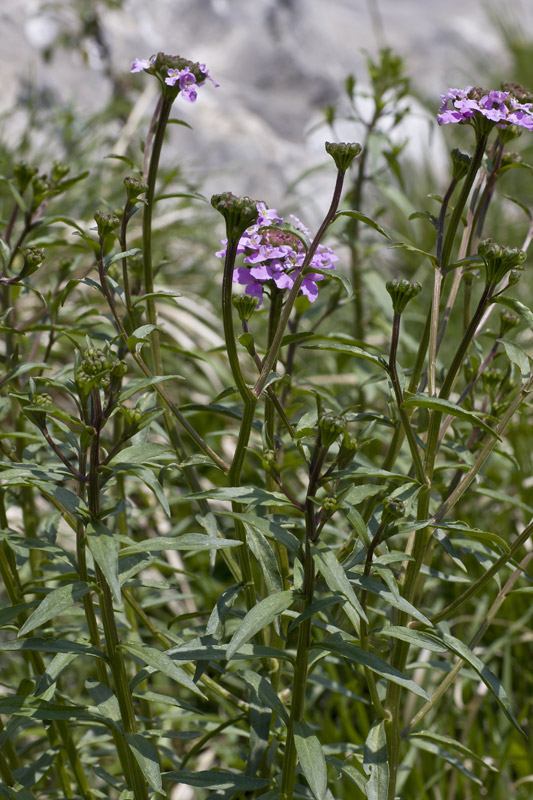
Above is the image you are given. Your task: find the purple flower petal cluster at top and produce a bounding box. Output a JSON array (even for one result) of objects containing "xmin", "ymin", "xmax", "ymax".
[
  {"xmin": 216, "ymin": 203, "xmax": 338, "ymax": 307},
  {"xmin": 131, "ymin": 56, "xmax": 219, "ymax": 103},
  {"xmin": 437, "ymin": 86, "xmax": 533, "ymax": 130}
]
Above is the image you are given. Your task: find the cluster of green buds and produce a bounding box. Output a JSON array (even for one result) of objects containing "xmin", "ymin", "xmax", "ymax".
[
  {"xmin": 13, "ymin": 162, "xmax": 38, "ymax": 194},
  {"xmin": 386, "ymin": 279, "xmax": 422, "ymax": 314},
  {"xmin": 124, "ymin": 176, "xmax": 148, "ymax": 203},
  {"xmin": 450, "ymin": 148, "xmax": 471, "ymax": 181},
  {"xmin": 232, "ymin": 293, "xmax": 258, "ymax": 322},
  {"xmin": 118, "ymin": 405, "xmax": 144, "ymax": 437},
  {"xmin": 25, "ymin": 161, "xmax": 71, "ymax": 211},
  {"xmin": 211, "ymin": 192, "xmax": 259, "ymax": 242},
  {"xmin": 94, "ymin": 211, "xmax": 121, "ymax": 241},
  {"xmin": 499, "ymin": 309, "xmax": 521, "ymax": 337},
  {"xmin": 325, "ymin": 141, "xmax": 362, "ymax": 172},
  {"xmin": 336, "ymin": 431, "xmax": 358, "ymax": 469},
  {"xmin": 20, "ymin": 246, "xmax": 45, "ymax": 279},
  {"xmin": 25, "ymin": 392, "xmax": 53, "ymax": 430},
  {"xmin": 261, "ymin": 448, "xmax": 279, "ymax": 477},
  {"xmin": 477, "ymin": 239, "xmax": 527, "ymax": 288},
  {"xmin": 75, "ymin": 347, "xmax": 127, "ymax": 397},
  {"xmin": 380, "ymin": 496, "xmax": 405, "ymax": 528},
  {"xmin": 318, "ymin": 411, "xmax": 346, "ymax": 449}
]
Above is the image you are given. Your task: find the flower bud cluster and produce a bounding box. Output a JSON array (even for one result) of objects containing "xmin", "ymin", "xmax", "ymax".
[
  {"xmin": 94, "ymin": 211, "xmax": 120, "ymax": 240},
  {"xmin": 450, "ymin": 148, "xmax": 471, "ymax": 181},
  {"xmin": 75, "ymin": 348, "xmax": 126, "ymax": 395},
  {"xmin": 211, "ymin": 193, "xmax": 259, "ymax": 242},
  {"xmin": 386, "ymin": 279, "xmax": 421, "ymax": 314},
  {"xmin": 124, "ymin": 176, "xmax": 148, "ymax": 202},
  {"xmin": 318, "ymin": 412, "xmax": 346, "ymax": 449},
  {"xmin": 325, "ymin": 141, "xmax": 362, "ymax": 172},
  {"xmin": 381, "ymin": 496, "xmax": 405, "ymax": 527},
  {"xmin": 499, "ymin": 309, "xmax": 521, "ymax": 337},
  {"xmin": 477, "ymin": 239, "xmax": 527, "ymax": 287}
]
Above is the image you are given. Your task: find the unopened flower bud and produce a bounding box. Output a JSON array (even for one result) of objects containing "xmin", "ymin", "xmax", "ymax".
[
  {"xmin": 325, "ymin": 141, "xmax": 362, "ymax": 172},
  {"xmin": 507, "ymin": 269, "xmax": 522, "ymax": 287},
  {"xmin": 386, "ymin": 279, "xmax": 422, "ymax": 314},
  {"xmin": 322, "ymin": 496, "xmax": 339, "ymax": 512},
  {"xmin": 318, "ymin": 412, "xmax": 346, "ymax": 448},
  {"xmin": 211, "ymin": 192, "xmax": 259, "ymax": 242},
  {"xmin": 336, "ymin": 432, "xmax": 358, "ymax": 468},
  {"xmin": 499, "ymin": 309, "xmax": 521, "ymax": 336},
  {"xmin": 51, "ymin": 162, "xmax": 70, "ymax": 183},
  {"xmin": 124, "ymin": 176, "xmax": 148, "ymax": 202},
  {"xmin": 381, "ymin": 496, "xmax": 405, "ymax": 527},
  {"xmin": 450, "ymin": 148, "xmax": 471, "ymax": 181},
  {"xmin": 23, "ymin": 246, "xmax": 45, "ymax": 271},
  {"xmin": 233, "ymin": 293, "xmax": 258, "ymax": 320},
  {"xmin": 94, "ymin": 211, "xmax": 120, "ymax": 240},
  {"xmin": 478, "ymin": 239, "xmax": 526, "ymax": 287},
  {"xmin": 13, "ymin": 162, "xmax": 37, "ymax": 193}
]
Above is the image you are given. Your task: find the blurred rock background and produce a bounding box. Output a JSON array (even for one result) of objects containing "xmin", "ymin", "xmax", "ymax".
[{"xmin": 3, "ymin": 0, "xmax": 533, "ymax": 215}]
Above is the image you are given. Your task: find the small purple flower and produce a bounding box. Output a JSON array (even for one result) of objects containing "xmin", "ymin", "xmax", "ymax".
[
  {"xmin": 217, "ymin": 202, "xmax": 338, "ymax": 307},
  {"xmin": 437, "ymin": 85, "xmax": 533, "ymax": 131},
  {"xmin": 131, "ymin": 57, "xmax": 154, "ymax": 73},
  {"xmin": 131, "ymin": 54, "xmax": 218, "ymax": 103}
]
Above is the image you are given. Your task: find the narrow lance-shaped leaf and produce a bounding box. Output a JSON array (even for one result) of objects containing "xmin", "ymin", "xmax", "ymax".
[
  {"xmin": 364, "ymin": 720, "xmax": 389, "ymax": 800},
  {"xmin": 87, "ymin": 522, "xmax": 121, "ymax": 603},
  {"xmin": 127, "ymin": 732, "xmax": 163, "ymax": 793},
  {"xmin": 294, "ymin": 721, "xmax": 328, "ymax": 800},
  {"xmin": 18, "ymin": 582, "xmax": 92, "ymax": 637},
  {"xmin": 226, "ymin": 591, "xmax": 294, "ymax": 660},
  {"xmin": 121, "ymin": 641, "xmax": 206, "ymax": 699},
  {"xmin": 402, "ymin": 394, "xmax": 500, "ymax": 439}
]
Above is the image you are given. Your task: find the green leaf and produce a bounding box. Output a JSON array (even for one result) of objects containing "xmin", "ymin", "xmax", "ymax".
[
  {"xmin": 87, "ymin": 522, "xmax": 121, "ymax": 603},
  {"xmin": 246, "ymin": 525, "xmax": 283, "ymax": 595},
  {"xmin": 500, "ymin": 338, "xmax": 531, "ymax": 378},
  {"xmin": 226, "ymin": 591, "xmax": 294, "ymax": 660},
  {"xmin": 217, "ymin": 510, "xmax": 300, "ymax": 553},
  {"xmin": 162, "ymin": 770, "xmax": 269, "ymax": 790},
  {"xmin": 401, "ymin": 394, "xmax": 499, "ymax": 439},
  {"xmin": 120, "ymin": 534, "xmax": 242, "ymax": 555},
  {"xmin": 425, "ymin": 630, "xmax": 524, "ymax": 733},
  {"xmin": 127, "ymin": 324, "xmax": 160, "ymax": 351},
  {"xmin": 18, "ymin": 582, "xmax": 91, "ymax": 636},
  {"xmin": 184, "ymin": 486, "xmax": 288, "ymax": 507},
  {"xmin": 335, "ymin": 209, "xmax": 390, "ymax": 239},
  {"xmin": 373, "ymin": 626, "xmax": 446, "ymax": 652},
  {"xmin": 238, "ymin": 669, "xmax": 289, "ymax": 723},
  {"xmin": 119, "ymin": 374, "xmax": 184, "ymax": 401},
  {"xmin": 107, "ymin": 442, "xmax": 172, "ymax": 466},
  {"xmin": 86, "ymin": 680, "xmax": 121, "ymax": 723},
  {"xmin": 0, "ymin": 695, "xmax": 103, "ymax": 723},
  {"xmin": 0, "ymin": 638, "xmax": 103, "ymax": 658},
  {"xmin": 409, "ymin": 731, "xmax": 498, "ymax": 771},
  {"xmin": 388, "ymin": 240, "xmax": 438, "ymax": 266},
  {"xmin": 312, "ymin": 543, "xmax": 367, "ymax": 624},
  {"xmin": 491, "ymin": 296, "xmax": 533, "ymax": 330},
  {"xmin": 348, "ymin": 574, "xmax": 431, "ymax": 626},
  {"xmin": 364, "ymin": 720, "xmax": 389, "ymax": 800},
  {"xmin": 302, "ymin": 342, "xmax": 388, "ymax": 370},
  {"xmin": 104, "ymin": 248, "xmax": 141, "ymax": 268},
  {"xmin": 408, "ymin": 735, "xmax": 482, "ymax": 784},
  {"xmin": 294, "ymin": 721, "xmax": 328, "ymax": 800},
  {"xmin": 127, "ymin": 733, "xmax": 162, "ymax": 793},
  {"xmin": 317, "ymin": 638, "xmax": 430, "ymax": 700},
  {"xmin": 121, "ymin": 641, "xmax": 206, "ymax": 698},
  {"xmin": 326, "ymin": 756, "xmax": 366, "ymax": 793}
]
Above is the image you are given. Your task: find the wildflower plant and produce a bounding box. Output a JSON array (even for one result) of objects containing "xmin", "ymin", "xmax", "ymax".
[{"xmin": 0, "ymin": 40, "xmax": 532, "ymax": 800}]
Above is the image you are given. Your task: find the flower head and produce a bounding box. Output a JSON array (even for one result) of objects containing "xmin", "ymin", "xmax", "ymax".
[
  {"xmin": 437, "ymin": 85, "xmax": 533, "ymax": 132},
  {"xmin": 130, "ymin": 53, "xmax": 218, "ymax": 102},
  {"xmin": 215, "ymin": 203, "xmax": 338, "ymax": 307}
]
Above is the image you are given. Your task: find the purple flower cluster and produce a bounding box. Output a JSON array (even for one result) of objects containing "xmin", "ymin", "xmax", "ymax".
[
  {"xmin": 131, "ymin": 56, "xmax": 219, "ymax": 102},
  {"xmin": 437, "ymin": 86, "xmax": 533, "ymax": 130},
  {"xmin": 216, "ymin": 203, "xmax": 338, "ymax": 307}
]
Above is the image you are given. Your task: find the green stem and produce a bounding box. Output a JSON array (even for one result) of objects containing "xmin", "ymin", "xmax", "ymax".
[{"xmin": 142, "ymin": 95, "xmax": 173, "ymax": 376}]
